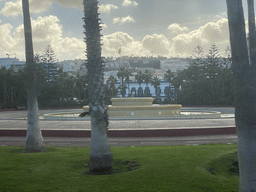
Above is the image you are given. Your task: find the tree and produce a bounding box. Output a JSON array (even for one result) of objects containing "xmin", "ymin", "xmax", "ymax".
[
  {"xmin": 35, "ymin": 47, "xmax": 59, "ymax": 107},
  {"xmin": 151, "ymin": 76, "xmax": 161, "ymax": 99},
  {"xmin": 107, "ymin": 75, "xmax": 118, "ymax": 98},
  {"xmin": 117, "ymin": 67, "xmax": 127, "ymax": 97},
  {"xmin": 41, "ymin": 45, "xmax": 58, "ymax": 82},
  {"xmin": 83, "ymin": 0, "xmax": 113, "ymax": 172},
  {"xmin": 22, "ymin": 0, "xmax": 44, "ymax": 152},
  {"xmin": 204, "ymin": 43, "xmax": 222, "ymax": 103},
  {"xmin": 190, "ymin": 45, "xmax": 204, "ymax": 69},
  {"xmin": 143, "ymin": 69, "xmax": 153, "ymax": 87},
  {"xmin": 226, "ymin": 0, "xmax": 256, "ymax": 191},
  {"xmin": 124, "ymin": 68, "xmax": 132, "ymax": 96},
  {"xmin": 247, "ymin": 0, "xmax": 256, "ymax": 68},
  {"xmin": 164, "ymin": 69, "xmax": 174, "ymax": 100},
  {"xmin": 135, "ymin": 70, "xmax": 144, "ymax": 87}
]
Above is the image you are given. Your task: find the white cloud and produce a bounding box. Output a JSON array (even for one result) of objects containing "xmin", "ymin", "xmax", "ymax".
[
  {"xmin": 142, "ymin": 34, "xmax": 170, "ymax": 56},
  {"xmin": 122, "ymin": 0, "xmax": 138, "ymax": 7},
  {"xmin": 0, "ymin": 0, "xmax": 22, "ymax": 16},
  {"xmin": 54, "ymin": 0, "xmax": 82, "ymax": 10},
  {"xmin": 214, "ymin": 12, "xmax": 227, "ymax": 21},
  {"xmin": 0, "ymin": 15, "xmax": 86, "ymax": 60},
  {"xmin": 0, "ymin": 23, "xmax": 18, "ymax": 55},
  {"xmin": 0, "ymin": 0, "xmax": 54, "ymax": 16},
  {"xmin": 1, "ymin": 0, "xmax": 113, "ymax": 16},
  {"xmin": 171, "ymin": 18, "xmax": 229, "ymax": 57},
  {"xmin": 167, "ymin": 23, "xmax": 189, "ymax": 34},
  {"xmin": 113, "ymin": 16, "xmax": 135, "ymax": 24},
  {"xmin": 102, "ymin": 31, "xmax": 149, "ymax": 57},
  {"xmin": 98, "ymin": 4, "xmax": 118, "ymax": 13},
  {"xmin": 100, "ymin": 23, "xmax": 107, "ymax": 29}
]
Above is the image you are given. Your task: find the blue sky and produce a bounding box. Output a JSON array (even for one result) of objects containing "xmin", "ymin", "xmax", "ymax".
[{"xmin": 0, "ymin": 0, "xmax": 253, "ymax": 61}]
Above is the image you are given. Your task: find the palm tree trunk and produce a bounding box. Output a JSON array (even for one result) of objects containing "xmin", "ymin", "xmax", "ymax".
[
  {"xmin": 83, "ymin": 0, "xmax": 112, "ymax": 171},
  {"xmin": 227, "ymin": 0, "xmax": 256, "ymax": 191},
  {"xmin": 22, "ymin": 0, "xmax": 44, "ymax": 152},
  {"xmin": 248, "ymin": 0, "xmax": 256, "ymax": 68}
]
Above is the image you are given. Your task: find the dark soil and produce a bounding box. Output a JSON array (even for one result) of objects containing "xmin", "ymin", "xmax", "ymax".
[
  {"xmin": 208, "ymin": 151, "xmax": 239, "ymax": 176},
  {"xmin": 85, "ymin": 160, "xmax": 140, "ymax": 175}
]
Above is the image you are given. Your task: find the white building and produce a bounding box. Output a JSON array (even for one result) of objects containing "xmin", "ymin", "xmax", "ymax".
[
  {"xmin": 113, "ymin": 80, "xmax": 175, "ymax": 101},
  {"xmin": 59, "ymin": 60, "xmax": 82, "ymax": 72},
  {"xmin": 0, "ymin": 57, "xmax": 25, "ymax": 71},
  {"xmin": 105, "ymin": 60, "xmax": 130, "ymax": 69},
  {"xmin": 160, "ymin": 58, "xmax": 189, "ymax": 72}
]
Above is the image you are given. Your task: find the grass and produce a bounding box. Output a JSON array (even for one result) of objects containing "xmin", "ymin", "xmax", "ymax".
[{"xmin": 0, "ymin": 144, "xmax": 239, "ymax": 192}]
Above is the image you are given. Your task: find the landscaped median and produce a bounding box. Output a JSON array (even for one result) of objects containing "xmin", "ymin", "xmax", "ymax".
[{"xmin": 0, "ymin": 144, "xmax": 238, "ymax": 192}]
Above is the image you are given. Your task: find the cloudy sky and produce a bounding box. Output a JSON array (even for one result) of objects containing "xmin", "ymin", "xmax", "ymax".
[{"xmin": 0, "ymin": 0, "xmax": 253, "ymax": 61}]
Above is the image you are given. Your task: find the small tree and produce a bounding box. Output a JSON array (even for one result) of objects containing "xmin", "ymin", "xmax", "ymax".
[{"xmin": 41, "ymin": 45, "xmax": 58, "ymax": 82}]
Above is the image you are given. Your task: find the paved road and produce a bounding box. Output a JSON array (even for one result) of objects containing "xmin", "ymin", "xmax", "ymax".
[{"xmin": 0, "ymin": 135, "xmax": 238, "ymax": 147}]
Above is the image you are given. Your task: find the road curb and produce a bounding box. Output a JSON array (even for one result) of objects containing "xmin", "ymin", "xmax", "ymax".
[{"xmin": 0, "ymin": 127, "xmax": 236, "ymax": 138}]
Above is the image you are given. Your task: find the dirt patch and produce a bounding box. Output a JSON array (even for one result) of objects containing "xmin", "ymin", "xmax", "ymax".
[{"xmin": 85, "ymin": 160, "xmax": 140, "ymax": 175}]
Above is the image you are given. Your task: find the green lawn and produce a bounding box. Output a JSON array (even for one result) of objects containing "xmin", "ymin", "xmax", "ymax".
[{"xmin": 0, "ymin": 144, "xmax": 238, "ymax": 192}]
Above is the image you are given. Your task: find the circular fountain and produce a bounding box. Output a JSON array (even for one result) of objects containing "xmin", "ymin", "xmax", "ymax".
[
  {"xmin": 43, "ymin": 97, "xmax": 221, "ymax": 120},
  {"xmin": 83, "ymin": 97, "xmax": 182, "ymax": 117}
]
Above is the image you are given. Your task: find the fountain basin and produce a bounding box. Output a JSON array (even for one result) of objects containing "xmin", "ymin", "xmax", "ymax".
[
  {"xmin": 83, "ymin": 104, "xmax": 181, "ymax": 117},
  {"xmin": 83, "ymin": 97, "xmax": 182, "ymax": 117},
  {"xmin": 43, "ymin": 111, "xmax": 221, "ymax": 120},
  {"xmin": 111, "ymin": 97, "xmax": 154, "ymax": 106},
  {"xmin": 43, "ymin": 97, "xmax": 221, "ymax": 120}
]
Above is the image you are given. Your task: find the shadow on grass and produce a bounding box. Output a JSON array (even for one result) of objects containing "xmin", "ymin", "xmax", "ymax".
[
  {"xmin": 84, "ymin": 159, "xmax": 140, "ymax": 175},
  {"xmin": 206, "ymin": 151, "xmax": 239, "ymax": 177},
  {"xmin": 9, "ymin": 146, "xmax": 26, "ymax": 153},
  {"xmin": 9, "ymin": 146, "xmax": 59, "ymax": 154}
]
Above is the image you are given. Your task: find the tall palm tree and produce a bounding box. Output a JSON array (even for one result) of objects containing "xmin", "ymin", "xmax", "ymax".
[
  {"xmin": 151, "ymin": 76, "xmax": 161, "ymax": 99},
  {"xmin": 135, "ymin": 70, "xmax": 144, "ymax": 87},
  {"xmin": 107, "ymin": 75, "xmax": 118, "ymax": 98},
  {"xmin": 248, "ymin": 0, "xmax": 256, "ymax": 68},
  {"xmin": 117, "ymin": 67, "xmax": 127, "ymax": 97},
  {"xmin": 143, "ymin": 69, "xmax": 153, "ymax": 87},
  {"xmin": 164, "ymin": 69, "xmax": 174, "ymax": 100},
  {"xmin": 124, "ymin": 68, "xmax": 132, "ymax": 96},
  {"xmin": 227, "ymin": 0, "xmax": 256, "ymax": 190},
  {"xmin": 22, "ymin": 0, "xmax": 44, "ymax": 152},
  {"xmin": 83, "ymin": 0, "xmax": 113, "ymax": 171}
]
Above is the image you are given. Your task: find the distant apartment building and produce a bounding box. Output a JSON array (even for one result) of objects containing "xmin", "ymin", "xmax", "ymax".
[
  {"xmin": 59, "ymin": 59, "xmax": 85, "ymax": 72},
  {"xmin": 0, "ymin": 57, "xmax": 25, "ymax": 71},
  {"xmin": 113, "ymin": 80, "xmax": 175, "ymax": 101},
  {"xmin": 128, "ymin": 59, "xmax": 161, "ymax": 69},
  {"xmin": 160, "ymin": 58, "xmax": 189, "ymax": 72},
  {"xmin": 104, "ymin": 60, "xmax": 130, "ymax": 70}
]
